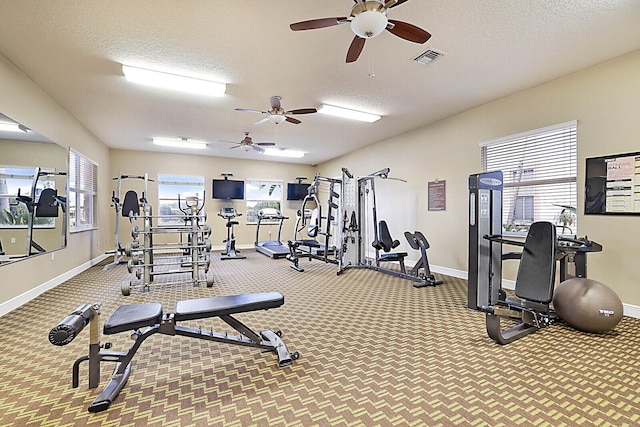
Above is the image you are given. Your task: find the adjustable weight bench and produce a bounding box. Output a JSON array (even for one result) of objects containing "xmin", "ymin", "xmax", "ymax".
[{"xmin": 49, "ymin": 292, "xmax": 299, "ymax": 413}]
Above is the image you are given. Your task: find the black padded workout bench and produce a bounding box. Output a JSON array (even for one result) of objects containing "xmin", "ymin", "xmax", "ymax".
[{"xmin": 49, "ymin": 292, "xmax": 299, "ymax": 413}]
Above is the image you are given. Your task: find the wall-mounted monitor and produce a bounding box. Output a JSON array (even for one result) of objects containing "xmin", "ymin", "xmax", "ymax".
[
  {"xmin": 585, "ymin": 151, "xmax": 640, "ymax": 215},
  {"xmin": 286, "ymin": 182, "xmax": 310, "ymax": 201},
  {"xmin": 212, "ymin": 179, "xmax": 245, "ymax": 200}
]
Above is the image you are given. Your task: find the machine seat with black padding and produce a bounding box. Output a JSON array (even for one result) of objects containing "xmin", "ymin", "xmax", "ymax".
[
  {"xmin": 50, "ymin": 292, "xmax": 298, "ymax": 413},
  {"xmin": 507, "ymin": 221, "xmax": 557, "ymax": 307},
  {"xmin": 373, "ymin": 220, "xmax": 407, "ymax": 273},
  {"xmin": 484, "ymin": 221, "xmax": 558, "ymax": 345},
  {"xmin": 404, "ymin": 230, "xmax": 443, "ymax": 288}
]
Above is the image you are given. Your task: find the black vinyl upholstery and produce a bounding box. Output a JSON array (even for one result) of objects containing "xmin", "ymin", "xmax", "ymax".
[
  {"xmin": 103, "ymin": 303, "xmax": 163, "ymax": 335},
  {"xmin": 121, "ymin": 190, "xmax": 140, "ymax": 217},
  {"xmin": 514, "ymin": 221, "xmax": 557, "ymax": 304},
  {"xmin": 175, "ymin": 292, "xmax": 284, "ymax": 322},
  {"xmin": 35, "ymin": 188, "xmax": 59, "ymax": 218}
]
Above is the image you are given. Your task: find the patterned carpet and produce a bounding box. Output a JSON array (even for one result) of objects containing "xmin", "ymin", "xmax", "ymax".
[{"xmin": 0, "ymin": 249, "xmax": 639, "ymax": 426}]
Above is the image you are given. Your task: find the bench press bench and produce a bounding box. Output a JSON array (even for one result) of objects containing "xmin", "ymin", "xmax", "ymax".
[{"xmin": 49, "ymin": 292, "xmax": 299, "ymax": 413}]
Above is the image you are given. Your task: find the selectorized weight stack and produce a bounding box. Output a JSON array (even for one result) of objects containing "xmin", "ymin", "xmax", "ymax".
[{"xmin": 467, "ymin": 171, "xmax": 503, "ymax": 310}]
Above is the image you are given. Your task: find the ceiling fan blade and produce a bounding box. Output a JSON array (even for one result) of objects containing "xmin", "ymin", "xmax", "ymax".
[
  {"xmin": 229, "ymin": 145, "xmax": 240, "ymax": 149},
  {"xmin": 257, "ymin": 142, "xmax": 276, "ymax": 146},
  {"xmin": 386, "ymin": 20, "xmax": 431, "ymax": 44},
  {"xmin": 252, "ymin": 145, "xmax": 265, "ymax": 153},
  {"xmin": 235, "ymin": 108, "xmax": 267, "ymax": 114},
  {"xmin": 290, "ymin": 17, "xmax": 348, "ymax": 31},
  {"xmin": 254, "ymin": 117, "xmax": 270, "ymax": 125},
  {"xmin": 270, "ymin": 96, "xmax": 281, "ymax": 110},
  {"xmin": 388, "ymin": 0, "xmax": 410, "ymax": 8},
  {"xmin": 285, "ymin": 116, "xmax": 302, "ymax": 124},
  {"xmin": 346, "ymin": 35, "xmax": 366, "ymax": 63},
  {"xmin": 286, "ymin": 108, "xmax": 317, "ymax": 115}
]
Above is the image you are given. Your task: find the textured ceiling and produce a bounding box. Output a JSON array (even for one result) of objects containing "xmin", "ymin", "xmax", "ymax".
[{"xmin": 1, "ymin": 1, "xmax": 639, "ymax": 164}]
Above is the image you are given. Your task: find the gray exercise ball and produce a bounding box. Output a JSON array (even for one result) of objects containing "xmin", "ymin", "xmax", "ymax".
[{"xmin": 553, "ymin": 278, "xmax": 623, "ymax": 333}]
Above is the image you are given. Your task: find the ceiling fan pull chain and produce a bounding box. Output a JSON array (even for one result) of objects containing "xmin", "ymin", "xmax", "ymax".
[{"xmin": 368, "ymin": 48, "xmax": 376, "ymax": 78}]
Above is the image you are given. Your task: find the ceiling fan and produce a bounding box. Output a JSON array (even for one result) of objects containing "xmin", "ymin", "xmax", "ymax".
[
  {"xmin": 290, "ymin": 0, "xmax": 431, "ymax": 63},
  {"xmin": 220, "ymin": 132, "xmax": 275, "ymax": 152},
  {"xmin": 235, "ymin": 96, "xmax": 317, "ymax": 125}
]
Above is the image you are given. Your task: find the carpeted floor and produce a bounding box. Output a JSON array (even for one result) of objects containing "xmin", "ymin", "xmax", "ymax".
[{"xmin": 0, "ymin": 250, "xmax": 639, "ymax": 426}]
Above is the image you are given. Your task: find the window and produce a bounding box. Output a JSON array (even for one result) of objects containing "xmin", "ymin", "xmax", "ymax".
[
  {"xmin": 69, "ymin": 150, "xmax": 98, "ymax": 232},
  {"xmin": 157, "ymin": 174, "xmax": 205, "ymax": 225},
  {"xmin": 481, "ymin": 121, "xmax": 577, "ymax": 235},
  {"xmin": 0, "ymin": 166, "xmax": 56, "ymax": 228},
  {"xmin": 245, "ymin": 179, "xmax": 283, "ymax": 224}
]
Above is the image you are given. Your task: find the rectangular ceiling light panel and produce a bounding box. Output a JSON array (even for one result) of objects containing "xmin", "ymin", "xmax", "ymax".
[
  {"xmin": 0, "ymin": 122, "xmax": 27, "ymax": 132},
  {"xmin": 122, "ymin": 65, "xmax": 226, "ymax": 96},
  {"xmin": 317, "ymin": 104, "xmax": 381, "ymax": 123},
  {"xmin": 152, "ymin": 138, "xmax": 207, "ymax": 150},
  {"xmin": 263, "ymin": 148, "xmax": 305, "ymax": 158}
]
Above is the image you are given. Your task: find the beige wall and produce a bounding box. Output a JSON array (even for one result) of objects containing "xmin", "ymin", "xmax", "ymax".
[
  {"xmin": 107, "ymin": 149, "xmax": 316, "ymax": 251},
  {"xmin": 319, "ymin": 48, "xmax": 640, "ymax": 307},
  {"xmin": 0, "ymin": 52, "xmax": 111, "ymax": 305},
  {"xmin": 2, "ymin": 45, "xmax": 639, "ymax": 311}
]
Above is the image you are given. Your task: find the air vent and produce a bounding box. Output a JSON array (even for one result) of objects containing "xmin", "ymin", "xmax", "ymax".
[{"xmin": 413, "ymin": 48, "xmax": 446, "ymax": 65}]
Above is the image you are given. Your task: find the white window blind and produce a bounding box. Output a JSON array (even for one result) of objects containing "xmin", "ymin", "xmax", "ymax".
[
  {"xmin": 481, "ymin": 121, "xmax": 578, "ymax": 235},
  {"xmin": 69, "ymin": 150, "xmax": 98, "ymax": 231}
]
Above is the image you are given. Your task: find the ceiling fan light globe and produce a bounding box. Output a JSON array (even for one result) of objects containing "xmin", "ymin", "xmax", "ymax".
[
  {"xmin": 242, "ymin": 145, "xmax": 251, "ymax": 152},
  {"xmin": 351, "ymin": 10, "xmax": 388, "ymax": 38},
  {"xmin": 269, "ymin": 114, "xmax": 286, "ymax": 125}
]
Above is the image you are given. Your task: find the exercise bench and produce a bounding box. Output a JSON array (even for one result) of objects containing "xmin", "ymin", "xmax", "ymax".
[{"xmin": 49, "ymin": 292, "xmax": 299, "ymax": 413}]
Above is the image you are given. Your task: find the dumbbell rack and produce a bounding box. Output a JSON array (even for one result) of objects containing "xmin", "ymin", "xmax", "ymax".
[{"xmin": 122, "ymin": 198, "xmax": 213, "ymax": 296}]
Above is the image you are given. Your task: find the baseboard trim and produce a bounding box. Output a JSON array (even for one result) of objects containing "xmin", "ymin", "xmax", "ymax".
[
  {"xmin": 623, "ymin": 304, "xmax": 640, "ymax": 318},
  {"xmin": 0, "ymin": 253, "xmax": 109, "ymax": 318},
  {"xmin": 3, "ymin": 255, "xmax": 638, "ymax": 319}
]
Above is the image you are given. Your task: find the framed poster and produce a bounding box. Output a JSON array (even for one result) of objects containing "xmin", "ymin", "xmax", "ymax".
[
  {"xmin": 428, "ymin": 180, "xmax": 446, "ymax": 211},
  {"xmin": 585, "ymin": 151, "xmax": 640, "ymax": 215}
]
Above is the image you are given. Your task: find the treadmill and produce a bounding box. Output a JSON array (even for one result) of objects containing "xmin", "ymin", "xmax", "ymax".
[{"xmin": 255, "ymin": 208, "xmax": 289, "ymax": 259}]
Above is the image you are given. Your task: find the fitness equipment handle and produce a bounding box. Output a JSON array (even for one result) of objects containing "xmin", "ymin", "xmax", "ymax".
[{"xmin": 48, "ymin": 303, "xmax": 97, "ymax": 346}]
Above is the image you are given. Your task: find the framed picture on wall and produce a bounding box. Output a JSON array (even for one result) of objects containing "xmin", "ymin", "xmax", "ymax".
[{"xmin": 585, "ymin": 151, "xmax": 640, "ymax": 215}]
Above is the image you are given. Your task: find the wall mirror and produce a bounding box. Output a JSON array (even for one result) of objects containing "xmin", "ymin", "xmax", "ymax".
[{"xmin": 0, "ymin": 112, "xmax": 68, "ymax": 265}]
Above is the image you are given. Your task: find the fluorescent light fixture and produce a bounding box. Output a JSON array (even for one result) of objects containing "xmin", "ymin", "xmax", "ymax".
[
  {"xmin": 122, "ymin": 65, "xmax": 226, "ymax": 96},
  {"xmin": 263, "ymin": 148, "xmax": 305, "ymax": 158},
  {"xmin": 317, "ymin": 104, "xmax": 381, "ymax": 123},
  {"xmin": 152, "ymin": 137, "xmax": 207, "ymax": 150},
  {"xmin": 0, "ymin": 122, "xmax": 27, "ymax": 133}
]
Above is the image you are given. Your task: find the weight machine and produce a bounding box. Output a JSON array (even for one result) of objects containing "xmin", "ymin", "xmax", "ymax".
[
  {"xmin": 15, "ymin": 167, "xmax": 67, "ymax": 257},
  {"xmin": 104, "ymin": 172, "xmax": 152, "ymax": 270},
  {"xmin": 337, "ymin": 168, "xmax": 442, "ymax": 287},
  {"xmin": 467, "ymin": 171, "xmax": 603, "ymax": 344},
  {"xmin": 287, "ymin": 174, "xmax": 341, "ymax": 271}
]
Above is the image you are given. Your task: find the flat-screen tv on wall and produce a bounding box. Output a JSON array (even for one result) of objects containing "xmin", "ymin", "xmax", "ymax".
[
  {"xmin": 287, "ymin": 182, "xmax": 310, "ymax": 201},
  {"xmin": 585, "ymin": 151, "xmax": 640, "ymax": 215},
  {"xmin": 212, "ymin": 179, "xmax": 245, "ymax": 200}
]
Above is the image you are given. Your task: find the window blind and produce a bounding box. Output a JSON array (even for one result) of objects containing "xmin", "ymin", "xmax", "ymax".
[{"xmin": 481, "ymin": 121, "xmax": 578, "ymax": 234}]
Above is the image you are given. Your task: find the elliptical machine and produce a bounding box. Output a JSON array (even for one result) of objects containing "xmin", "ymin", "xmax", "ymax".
[{"xmin": 218, "ymin": 207, "xmax": 245, "ymax": 260}]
